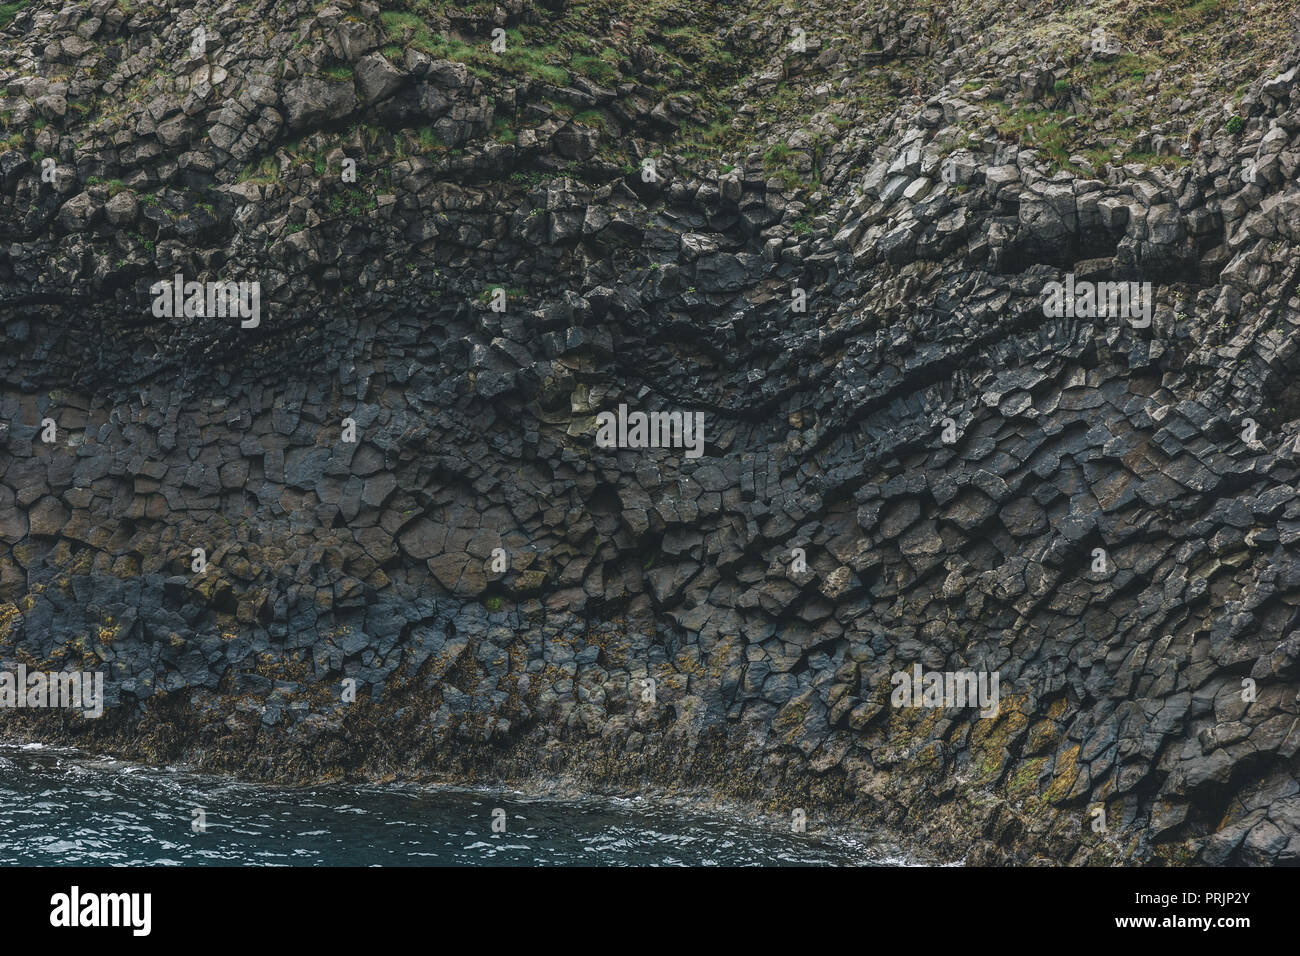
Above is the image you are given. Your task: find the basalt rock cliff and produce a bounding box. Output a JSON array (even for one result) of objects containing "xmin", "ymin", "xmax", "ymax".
[{"xmin": 3, "ymin": 0, "xmax": 1300, "ymax": 864}]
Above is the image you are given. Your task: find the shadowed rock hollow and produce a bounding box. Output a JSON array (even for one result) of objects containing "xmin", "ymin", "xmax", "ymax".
[{"xmin": 3, "ymin": 0, "xmax": 1300, "ymax": 864}]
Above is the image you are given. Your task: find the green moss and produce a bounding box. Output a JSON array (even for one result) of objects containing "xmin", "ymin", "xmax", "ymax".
[
  {"xmin": 1043, "ymin": 744, "xmax": 1081, "ymax": 803},
  {"xmin": 1006, "ymin": 756, "xmax": 1047, "ymax": 797},
  {"xmin": 772, "ymin": 698, "xmax": 811, "ymax": 741}
]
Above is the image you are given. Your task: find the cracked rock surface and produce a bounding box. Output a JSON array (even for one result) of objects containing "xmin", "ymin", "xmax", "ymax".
[{"xmin": 3, "ymin": 0, "xmax": 1300, "ymax": 863}]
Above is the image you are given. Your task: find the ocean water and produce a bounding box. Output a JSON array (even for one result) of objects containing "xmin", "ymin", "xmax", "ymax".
[{"xmin": 0, "ymin": 744, "xmax": 900, "ymax": 866}]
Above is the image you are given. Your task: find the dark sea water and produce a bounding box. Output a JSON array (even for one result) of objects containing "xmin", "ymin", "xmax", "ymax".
[{"xmin": 0, "ymin": 744, "xmax": 905, "ymax": 866}]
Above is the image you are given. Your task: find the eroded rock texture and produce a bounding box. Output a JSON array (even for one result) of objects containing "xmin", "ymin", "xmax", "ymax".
[{"xmin": 3, "ymin": 0, "xmax": 1300, "ymax": 863}]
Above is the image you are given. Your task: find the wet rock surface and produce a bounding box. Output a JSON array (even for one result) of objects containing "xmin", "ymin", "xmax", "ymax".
[{"xmin": 2, "ymin": 0, "xmax": 1300, "ymax": 864}]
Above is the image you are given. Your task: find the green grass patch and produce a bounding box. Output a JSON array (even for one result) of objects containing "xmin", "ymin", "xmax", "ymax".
[
  {"xmin": 1151, "ymin": 0, "xmax": 1227, "ymax": 26},
  {"xmin": 380, "ymin": 10, "xmax": 423, "ymax": 36},
  {"xmin": 85, "ymin": 176, "xmax": 130, "ymax": 195},
  {"xmin": 0, "ymin": 0, "xmax": 29, "ymax": 28},
  {"xmin": 763, "ymin": 142, "xmax": 792, "ymax": 166},
  {"xmin": 327, "ymin": 190, "xmax": 378, "ymax": 217},
  {"xmin": 414, "ymin": 124, "xmax": 444, "ymax": 151},
  {"xmin": 988, "ymin": 103, "xmax": 1083, "ymax": 171},
  {"xmin": 381, "ymin": 14, "xmax": 570, "ymax": 85},
  {"xmin": 1123, "ymin": 150, "xmax": 1190, "ymax": 169},
  {"xmin": 573, "ymin": 108, "xmax": 609, "ymax": 133},
  {"xmin": 237, "ymin": 155, "xmax": 281, "ymax": 185},
  {"xmin": 490, "ymin": 116, "xmax": 516, "ymax": 143},
  {"xmin": 571, "ymin": 52, "xmax": 619, "ymax": 85}
]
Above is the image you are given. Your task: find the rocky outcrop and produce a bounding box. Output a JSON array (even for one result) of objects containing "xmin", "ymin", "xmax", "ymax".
[{"xmin": 3, "ymin": 0, "xmax": 1300, "ymax": 865}]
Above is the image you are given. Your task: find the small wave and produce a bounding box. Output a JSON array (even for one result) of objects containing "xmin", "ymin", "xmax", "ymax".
[{"xmin": 0, "ymin": 742, "xmax": 914, "ymax": 866}]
